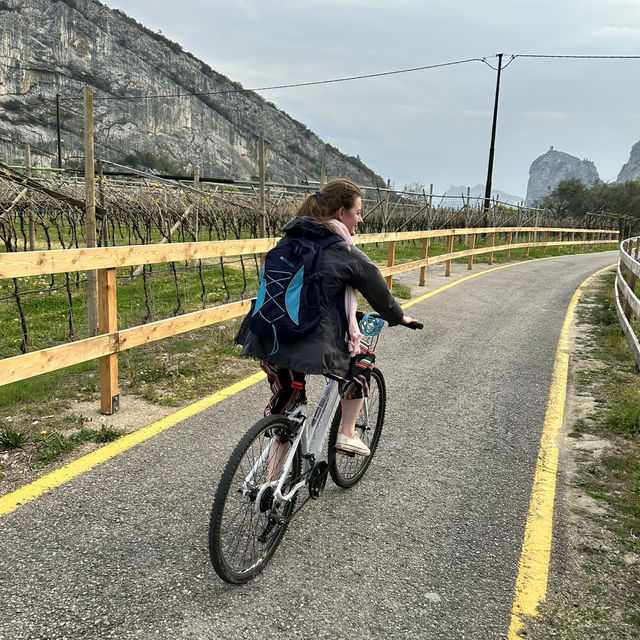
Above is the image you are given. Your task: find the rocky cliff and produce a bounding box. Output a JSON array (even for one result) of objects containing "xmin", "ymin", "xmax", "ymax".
[
  {"xmin": 0, "ymin": 0, "xmax": 383, "ymax": 185},
  {"xmin": 525, "ymin": 147, "xmax": 600, "ymax": 206},
  {"xmin": 616, "ymin": 141, "xmax": 640, "ymax": 183}
]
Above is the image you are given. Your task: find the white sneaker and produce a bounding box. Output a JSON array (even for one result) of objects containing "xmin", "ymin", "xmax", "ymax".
[{"xmin": 335, "ymin": 433, "xmax": 371, "ymax": 456}]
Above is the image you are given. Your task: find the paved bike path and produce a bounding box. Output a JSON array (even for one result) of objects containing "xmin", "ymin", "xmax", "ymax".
[{"xmin": 0, "ymin": 251, "xmax": 617, "ymax": 640}]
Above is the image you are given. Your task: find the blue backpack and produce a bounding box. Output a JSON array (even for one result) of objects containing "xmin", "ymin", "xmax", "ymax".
[{"xmin": 250, "ymin": 233, "xmax": 342, "ymax": 354}]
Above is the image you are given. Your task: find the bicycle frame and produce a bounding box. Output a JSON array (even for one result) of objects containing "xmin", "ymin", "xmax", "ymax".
[
  {"xmin": 242, "ymin": 332, "xmax": 377, "ymax": 507},
  {"xmin": 271, "ymin": 377, "xmax": 340, "ymax": 504}
]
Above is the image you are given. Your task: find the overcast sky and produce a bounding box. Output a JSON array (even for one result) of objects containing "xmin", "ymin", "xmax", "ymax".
[{"xmin": 103, "ymin": 0, "xmax": 640, "ymax": 199}]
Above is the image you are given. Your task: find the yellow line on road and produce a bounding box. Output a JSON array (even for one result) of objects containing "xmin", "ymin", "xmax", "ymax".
[
  {"xmin": 0, "ymin": 371, "xmax": 266, "ymax": 517},
  {"xmin": 508, "ymin": 264, "xmax": 615, "ymax": 638}
]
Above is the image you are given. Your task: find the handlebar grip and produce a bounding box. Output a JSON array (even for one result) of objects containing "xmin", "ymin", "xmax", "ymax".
[{"xmin": 403, "ymin": 321, "xmax": 423, "ymax": 330}]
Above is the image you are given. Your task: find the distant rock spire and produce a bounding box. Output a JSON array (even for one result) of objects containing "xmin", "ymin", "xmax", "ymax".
[
  {"xmin": 525, "ymin": 148, "xmax": 600, "ymax": 206},
  {"xmin": 617, "ymin": 141, "xmax": 640, "ymax": 183}
]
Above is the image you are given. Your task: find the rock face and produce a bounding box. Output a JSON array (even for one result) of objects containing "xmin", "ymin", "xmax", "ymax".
[
  {"xmin": 616, "ymin": 141, "xmax": 640, "ymax": 183},
  {"xmin": 525, "ymin": 147, "xmax": 600, "ymax": 206},
  {"xmin": 0, "ymin": 0, "xmax": 383, "ymax": 185}
]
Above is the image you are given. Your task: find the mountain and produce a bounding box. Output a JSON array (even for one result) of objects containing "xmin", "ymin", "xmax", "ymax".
[
  {"xmin": 525, "ymin": 147, "xmax": 600, "ymax": 206},
  {"xmin": 0, "ymin": 0, "xmax": 383, "ymax": 185},
  {"xmin": 617, "ymin": 141, "xmax": 640, "ymax": 183},
  {"xmin": 442, "ymin": 184, "xmax": 523, "ymax": 208}
]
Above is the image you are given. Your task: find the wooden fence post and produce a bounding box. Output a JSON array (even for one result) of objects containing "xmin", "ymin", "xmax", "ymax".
[
  {"xmin": 190, "ymin": 166, "xmax": 201, "ymax": 267},
  {"xmin": 97, "ymin": 159, "xmax": 109, "ymax": 247},
  {"xmin": 445, "ymin": 233, "xmax": 454, "ymax": 276},
  {"xmin": 542, "ymin": 230, "xmax": 548, "ymax": 255},
  {"xmin": 383, "ymin": 179, "xmax": 391, "ymax": 234},
  {"xmin": 582, "ymin": 231, "xmax": 586, "ymax": 251},
  {"xmin": 419, "ymin": 237, "xmax": 429, "ymax": 286},
  {"xmin": 488, "ymin": 232, "xmax": 495, "ymax": 265},
  {"xmin": 506, "ymin": 231, "xmax": 512, "ymax": 260},
  {"xmin": 467, "ymin": 233, "xmax": 476, "ymax": 270},
  {"xmin": 25, "ymin": 145, "xmax": 36, "ymax": 251},
  {"xmin": 98, "ymin": 267, "xmax": 118, "ymax": 414},
  {"xmin": 464, "ymin": 187, "xmax": 471, "ymax": 245},
  {"xmin": 526, "ymin": 230, "xmax": 531, "ymax": 256},
  {"xmin": 84, "ymin": 85, "xmax": 98, "ymax": 337},
  {"xmin": 570, "ymin": 231, "xmax": 575, "ymax": 253},
  {"xmin": 258, "ymin": 136, "xmax": 266, "ymax": 238},
  {"xmin": 386, "ymin": 241, "xmax": 396, "ymax": 290}
]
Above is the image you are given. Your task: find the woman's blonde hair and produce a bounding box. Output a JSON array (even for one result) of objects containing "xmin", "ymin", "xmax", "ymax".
[{"xmin": 295, "ymin": 178, "xmax": 361, "ymax": 224}]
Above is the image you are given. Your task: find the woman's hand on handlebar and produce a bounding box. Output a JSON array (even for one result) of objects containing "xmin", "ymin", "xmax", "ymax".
[{"xmin": 400, "ymin": 315, "xmax": 423, "ymax": 330}]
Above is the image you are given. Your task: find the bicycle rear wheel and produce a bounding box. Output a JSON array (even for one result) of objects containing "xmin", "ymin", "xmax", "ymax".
[
  {"xmin": 328, "ymin": 367, "xmax": 386, "ymax": 488},
  {"xmin": 209, "ymin": 416, "xmax": 302, "ymax": 584}
]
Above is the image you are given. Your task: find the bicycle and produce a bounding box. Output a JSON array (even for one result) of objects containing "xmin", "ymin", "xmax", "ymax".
[{"xmin": 208, "ymin": 312, "xmax": 423, "ymax": 584}]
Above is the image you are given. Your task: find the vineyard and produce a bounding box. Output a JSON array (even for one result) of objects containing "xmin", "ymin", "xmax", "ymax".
[{"xmin": 0, "ymin": 162, "xmax": 619, "ymax": 361}]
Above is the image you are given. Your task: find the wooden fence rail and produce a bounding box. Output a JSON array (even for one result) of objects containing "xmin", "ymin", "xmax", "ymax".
[{"xmin": 0, "ymin": 226, "xmax": 618, "ymax": 414}]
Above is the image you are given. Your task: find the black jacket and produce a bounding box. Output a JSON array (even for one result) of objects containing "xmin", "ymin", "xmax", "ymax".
[{"xmin": 239, "ymin": 217, "xmax": 404, "ymax": 376}]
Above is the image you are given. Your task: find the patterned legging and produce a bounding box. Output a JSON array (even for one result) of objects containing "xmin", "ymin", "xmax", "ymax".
[{"xmin": 260, "ymin": 342, "xmax": 375, "ymax": 417}]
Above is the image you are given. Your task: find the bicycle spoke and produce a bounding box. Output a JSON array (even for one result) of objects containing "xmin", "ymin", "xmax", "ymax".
[{"xmin": 209, "ymin": 416, "xmax": 302, "ymax": 583}]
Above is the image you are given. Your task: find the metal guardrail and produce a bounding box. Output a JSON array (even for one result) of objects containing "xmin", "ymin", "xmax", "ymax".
[{"xmin": 615, "ymin": 237, "xmax": 640, "ymax": 369}]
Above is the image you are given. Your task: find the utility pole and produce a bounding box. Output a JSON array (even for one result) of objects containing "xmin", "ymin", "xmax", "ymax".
[
  {"xmin": 26, "ymin": 145, "xmax": 36, "ymax": 251},
  {"xmin": 483, "ymin": 53, "xmax": 504, "ymax": 223},
  {"xmin": 84, "ymin": 85, "xmax": 98, "ymax": 337},
  {"xmin": 56, "ymin": 93, "xmax": 62, "ymax": 169},
  {"xmin": 258, "ymin": 136, "xmax": 266, "ymax": 238}
]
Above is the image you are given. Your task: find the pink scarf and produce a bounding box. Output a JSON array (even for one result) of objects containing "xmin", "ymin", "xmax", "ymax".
[{"xmin": 327, "ymin": 219, "xmax": 363, "ymax": 357}]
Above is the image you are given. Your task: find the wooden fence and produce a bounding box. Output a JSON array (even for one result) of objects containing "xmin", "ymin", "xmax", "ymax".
[
  {"xmin": 0, "ymin": 226, "xmax": 618, "ymax": 414},
  {"xmin": 616, "ymin": 236, "xmax": 640, "ymax": 368}
]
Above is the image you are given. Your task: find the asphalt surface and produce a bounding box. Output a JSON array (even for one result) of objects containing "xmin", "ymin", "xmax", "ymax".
[{"xmin": 0, "ymin": 251, "xmax": 617, "ymax": 640}]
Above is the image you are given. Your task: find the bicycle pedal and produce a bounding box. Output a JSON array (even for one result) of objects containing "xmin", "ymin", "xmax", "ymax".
[{"xmin": 335, "ymin": 449, "xmax": 356, "ymax": 457}]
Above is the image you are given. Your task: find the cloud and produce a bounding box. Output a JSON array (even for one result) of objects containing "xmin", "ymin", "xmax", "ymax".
[{"xmin": 593, "ymin": 26, "xmax": 640, "ymax": 40}]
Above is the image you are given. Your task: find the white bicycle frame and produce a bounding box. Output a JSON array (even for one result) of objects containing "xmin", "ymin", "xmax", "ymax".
[{"xmin": 243, "ymin": 331, "xmax": 377, "ymax": 508}]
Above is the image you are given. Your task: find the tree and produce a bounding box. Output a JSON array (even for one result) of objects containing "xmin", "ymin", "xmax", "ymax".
[
  {"xmin": 540, "ymin": 178, "xmax": 592, "ymax": 218},
  {"xmin": 401, "ymin": 182, "xmax": 427, "ymax": 205}
]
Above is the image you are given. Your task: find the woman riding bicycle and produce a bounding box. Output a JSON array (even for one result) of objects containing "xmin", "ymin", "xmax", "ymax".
[{"xmin": 238, "ymin": 178, "xmax": 418, "ymax": 456}]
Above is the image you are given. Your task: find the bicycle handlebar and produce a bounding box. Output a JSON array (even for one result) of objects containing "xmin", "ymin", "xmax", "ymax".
[{"xmin": 366, "ymin": 313, "xmax": 423, "ymax": 331}]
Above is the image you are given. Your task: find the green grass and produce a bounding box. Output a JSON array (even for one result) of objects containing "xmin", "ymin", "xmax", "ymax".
[
  {"xmin": 0, "ymin": 428, "xmax": 28, "ymax": 449},
  {"xmin": 32, "ymin": 425, "xmax": 126, "ymax": 468},
  {"xmin": 0, "ymin": 262, "xmax": 259, "ymax": 358}
]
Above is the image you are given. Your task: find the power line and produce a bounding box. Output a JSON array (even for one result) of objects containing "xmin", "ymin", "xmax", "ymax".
[
  {"xmin": 3, "ymin": 53, "xmax": 639, "ymax": 104},
  {"xmin": 514, "ymin": 53, "xmax": 640, "ymax": 59},
  {"xmin": 89, "ymin": 57, "xmax": 490, "ymax": 101}
]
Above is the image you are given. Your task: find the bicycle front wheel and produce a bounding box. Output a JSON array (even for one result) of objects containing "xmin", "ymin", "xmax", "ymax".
[
  {"xmin": 208, "ymin": 416, "xmax": 302, "ymax": 584},
  {"xmin": 328, "ymin": 367, "xmax": 386, "ymax": 488}
]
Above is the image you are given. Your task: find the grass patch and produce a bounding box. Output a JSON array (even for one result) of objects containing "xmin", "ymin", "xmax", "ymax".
[
  {"xmin": 32, "ymin": 425, "xmax": 126, "ymax": 468},
  {"xmin": 0, "ymin": 428, "xmax": 28, "ymax": 450},
  {"xmin": 606, "ymin": 388, "xmax": 640, "ymax": 435}
]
